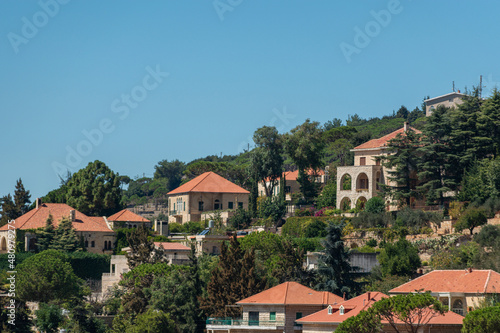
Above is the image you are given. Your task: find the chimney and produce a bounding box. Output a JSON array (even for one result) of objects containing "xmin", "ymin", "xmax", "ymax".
[
  {"xmin": 457, "ymin": 89, "xmax": 461, "ymax": 93},
  {"xmin": 404, "ymin": 121, "xmax": 409, "ymax": 132},
  {"xmin": 36, "ymin": 198, "xmax": 41, "ymax": 209},
  {"xmin": 468, "ymin": 267, "xmax": 472, "ymax": 273},
  {"xmin": 367, "ymin": 292, "xmax": 371, "ymax": 301},
  {"xmin": 70, "ymin": 210, "xmax": 75, "ymax": 222}
]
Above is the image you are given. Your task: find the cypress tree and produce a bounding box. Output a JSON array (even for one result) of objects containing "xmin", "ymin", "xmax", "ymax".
[
  {"xmin": 481, "ymin": 88, "xmax": 500, "ymax": 158},
  {"xmin": 14, "ymin": 178, "xmax": 31, "ymax": 216}
]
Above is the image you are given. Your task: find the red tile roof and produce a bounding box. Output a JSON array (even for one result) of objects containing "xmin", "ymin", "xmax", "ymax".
[
  {"xmin": 107, "ymin": 209, "xmax": 149, "ymax": 222},
  {"xmin": 390, "ymin": 269, "xmax": 500, "ymax": 294},
  {"xmin": 354, "ymin": 126, "xmax": 422, "ymax": 150},
  {"xmin": 0, "ymin": 203, "xmax": 113, "ymax": 232},
  {"xmin": 263, "ymin": 169, "xmax": 325, "ymax": 182},
  {"xmin": 237, "ymin": 281, "xmax": 343, "ymax": 305},
  {"xmin": 298, "ymin": 292, "xmax": 463, "ymax": 326},
  {"xmin": 154, "ymin": 242, "xmax": 191, "ymax": 251},
  {"xmin": 297, "ymin": 292, "xmax": 387, "ymax": 324},
  {"xmin": 168, "ymin": 172, "xmax": 250, "ymax": 195}
]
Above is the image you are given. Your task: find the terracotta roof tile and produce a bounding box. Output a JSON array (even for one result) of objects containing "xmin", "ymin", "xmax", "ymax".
[
  {"xmin": 0, "ymin": 203, "xmax": 113, "ymax": 232},
  {"xmin": 389, "ymin": 269, "xmax": 500, "ymax": 294},
  {"xmin": 168, "ymin": 172, "xmax": 250, "ymax": 195},
  {"xmin": 154, "ymin": 242, "xmax": 191, "ymax": 251},
  {"xmin": 236, "ymin": 281, "xmax": 343, "ymax": 305},
  {"xmin": 298, "ymin": 292, "xmax": 463, "ymax": 326},
  {"xmin": 107, "ymin": 209, "xmax": 149, "ymax": 222},
  {"xmin": 263, "ymin": 169, "xmax": 325, "ymax": 182},
  {"xmin": 354, "ymin": 126, "xmax": 422, "ymax": 150},
  {"xmin": 297, "ymin": 292, "xmax": 387, "ymax": 324}
]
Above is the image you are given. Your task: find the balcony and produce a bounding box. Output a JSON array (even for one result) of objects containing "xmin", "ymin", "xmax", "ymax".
[{"xmin": 206, "ymin": 318, "xmax": 285, "ymax": 330}]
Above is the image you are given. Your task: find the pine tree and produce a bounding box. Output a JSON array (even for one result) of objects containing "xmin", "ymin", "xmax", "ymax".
[
  {"xmin": 201, "ymin": 234, "xmax": 266, "ymax": 318},
  {"xmin": 36, "ymin": 214, "xmax": 56, "ymax": 252},
  {"xmin": 0, "ymin": 194, "xmax": 16, "ymax": 227},
  {"xmin": 480, "ymin": 88, "xmax": 500, "ymax": 158},
  {"xmin": 248, "ymin": 179, "xmax": 258, "ymax": 218},
  {"xmin": 316, "ymin": 222, "xmax": 357, "ymax": 298},
  {"xmin": 52, "ymin": 217, "xmax": 81, "ymax": 252},
  {"xmin": 272, "ymin": 239, "xmax": 314, "ymax": 286},
  {"xmin": 126, "ymin": 226, "xmax": 163, "ymax": 268},
  {"xmin": 381, "ymin": 129, "xmax": 421, "ymax": 207},
  {"xmin": 13, "ymin": 178, "xmax": 31, "ymax": 216},
  {"xmin": 417, "ymin": 105, "xmax": 458, "ymax": 206}
]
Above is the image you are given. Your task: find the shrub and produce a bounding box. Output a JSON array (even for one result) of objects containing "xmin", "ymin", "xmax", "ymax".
[{"xmin": 364, "ymin": 196, "xmax": 386, "ymax": 214}]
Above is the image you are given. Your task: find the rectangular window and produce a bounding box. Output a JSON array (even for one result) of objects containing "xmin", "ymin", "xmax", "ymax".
[
  {"xmin": 238, "ymin": 202, "xmax": 243, "ymax": 209},
  {"xmin": 198, "ymin": 201, "xmax": 204, "ymax": 211},
  {"xmin": 296, "ymin": 312, "xmax": 302, "ymax": 319},
  {"xmin": 249, "ymin": 311, "xmax": 259, "ymax": 326},
  {"xmin": 376, "ymin": 159, "xmax": 381, "ymax": 166},
  {"xmin": 285, "ymin": 186, "xmax": 291, "ymax": 193},
  {"xmin": 360, "ymin": 157, "xmax": 366, "ymax": 165},
  {"xmin": 228, "ymin": 202, "xmax": 234, "ymax": 209},
  {"xmin": 269, "ymin": 312, "xmax": 276, "ymax": 321}
]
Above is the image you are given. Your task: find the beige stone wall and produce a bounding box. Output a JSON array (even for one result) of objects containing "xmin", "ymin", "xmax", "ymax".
[
  {"xmin": 336, "ymin": 165, "xmax": 383, "ymax": 209},
  {"xmin": 168, "ymin": 192, "xmax": 249, "ymax": 224},
  {"xmin": 426, "ymin": 95, "xmax": 463, "ymax": 116},
  {"xmin": 78, "ymin": 231, "xmax": 116, "ymax": 254},
  {"xmin": 302, "ymin": 323, "xmax": 339, "ymax": 333}
]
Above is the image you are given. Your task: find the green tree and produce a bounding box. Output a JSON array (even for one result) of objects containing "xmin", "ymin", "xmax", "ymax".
[
  {"xmin": 378, "ymin": 239, "xmax": 421, "ymax": 277},
  {"xmin": 284, "ymin": 119, "xmax": 325, "ymax": 201},
  {"xmin": 35, "ymin": 303, "xmax": 63, "ymax": 333},
  {"xmin": 0, "ymin": 194, "xmax": 17, "ymax": 226},
  {"xmin": 481, "ymin": 88, "xmax": 500, "ymax": 158},
  {"xmin": 370, "ymin": 292, "xmax": 447, "ymax": 333},
  {"xmin": 52, "ymin": 217, "xmax": 82, "ymax": 252},
  {"xmin": 455, "ymin": 208, "xmax": 488, "ymax": 235},
  {"xmin": 66, "ymin": 160, "xmax": 124, "ymax": 216},
  {"xmin": 249, "ymin": 126, "xmax": 284, "ymax": 197},
  {"xmin": 228, "ymin": 207, "xmax": 252, "ymax": 230},
  {"xmin": 123, "ymin": 309, "xmax": 175, "ymax": 333},
  {"xmin": 323, "ymin": 117, "xmax": 343, "ymax": 131},
  {"xmin": 13, "ymin": 178, "xmax": 31, "ymax": 216},
  {"xmin": 364, "ymin": 196, "xmax": 386, "ymax": 214},
  {"xmin": 201, "ymin": 235, "xmax": 266, "ymax": 317},
  {"xmin": 335, "ymin": 308, "xmax": 382, "ymax": 333},
  {"xmin": 0, "ymin": 298, "xmax": 32, "ymax": 333},
  {"xmin": 62, "ymin": 302, "xmax": 109, "ymax": 333},
  {"xmin": 316, "ymin": 222, "xmax": 357, "ymax": 297},
  {"xmin": 154, "ymin": 159, "xmax": 186, "ymax": 191},
  {"xmin": 258, "ymin": 196, "xmax": 286, "ymax": 222},
  {"xmin": 17, "ymin": 250, "xmax": 83, "ymax": 303},
  {"xmin": 316, "ymin": 182, "xmax": 336, "ymax": 209},
  {"xmin": 126, "ymin": 226, "xmax": 164, "ymax": 268},
  {"xmin": 272, "ymin": 238, "xmax": 314, "ymax": 286},
  {"xmin": 36, "ymin": 214, "xmax": 56, "ymax": 251},
  {"xmin": 381, "ymin": 128, "xmax": 421, "ymax": 207},
  {"xmin": 417, "ymin": 105, "xmax": 458, "ymax": 206},
  {"xmin": 462, "ymin": 306, "xmax": 500, "ymax": 333}
]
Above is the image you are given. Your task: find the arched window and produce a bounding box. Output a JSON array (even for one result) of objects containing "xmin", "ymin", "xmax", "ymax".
[
  {"xmin": 356, "ymin": 173, "xmax": 369, "ymax": 190},
  {"xmin": 339, "ymin": 305, "xmax": 345, "ymax": 315},
  {"xmin": 214, "ymin": 199, "xmax": 221, "ymax": 210},
  {"xmin": 327, "ymin": 305, "xmax": 333, "ymax": 315},
  {"xmin": 0, "ymin": 237, "xmax": 6, "ymax": 251},
  {"xmin": 452, "ymin": 299, "xmax": 463, "ymax": 315},
  {"xmin": 340, "ymin": 174, "xmax": 352, "ymax": 190}
]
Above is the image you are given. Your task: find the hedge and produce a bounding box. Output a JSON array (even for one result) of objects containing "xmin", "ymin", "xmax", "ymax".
[{"xmin": 282, "ymin": 216, "xmax": 347, "ymax": 238}]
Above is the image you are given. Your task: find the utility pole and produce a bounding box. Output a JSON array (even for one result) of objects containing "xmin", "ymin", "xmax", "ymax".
[{"xmin": 452, "ymin": 81, "xmax": 455, "ymax": 92}]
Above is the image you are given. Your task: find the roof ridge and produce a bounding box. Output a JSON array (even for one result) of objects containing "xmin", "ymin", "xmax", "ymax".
[
  {"xmin": 484, "ymin": 270, "xmax": 492, "ymax": 293},
  {"xmin": 283, "ymin": 282, "xmax": 289, "ymax": 304},
  {"xmin": 189, "ymin": 172, "xmax": 213, "ymax": 191}
]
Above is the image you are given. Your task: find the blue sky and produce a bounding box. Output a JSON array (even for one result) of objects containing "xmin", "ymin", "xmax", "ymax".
[{"xmin": 1, "ymin": 0, "xmax": 500, "ymax": 200}]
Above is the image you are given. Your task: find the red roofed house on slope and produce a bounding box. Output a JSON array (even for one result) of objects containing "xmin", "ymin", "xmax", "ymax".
[
  {"xmin": 336, "ymin": 122, "xmax": 422, "ymax": 211},
  {"xmin": 167, "ymin": 172, "xmax": 250, "ymax": 224},
  {"xmin": 390, "ymin": 269, "xmax": 500, "ymax": 316},
  {"xmin": 297, "ymin": 291, "xmax": 463, "ymax": 333},
  {"xmin": 0, "ymin": 199, "xmax": 115, "ymax": 254},
  {"xmin": 106, "ymin": 208, "xmax": 152, "ymax": 229},
  {"xmin": 206, "ymin": 281, "xmax": 343, "ymax": 333},
  {"xmin": 257, "ymin": 169, "xmax": 328, "ymax": 202}
]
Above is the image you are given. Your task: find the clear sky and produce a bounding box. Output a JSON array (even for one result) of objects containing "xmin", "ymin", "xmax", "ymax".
[{"xmin": 1, "ymin": 0, "xmax": 500, "ymax": 200}]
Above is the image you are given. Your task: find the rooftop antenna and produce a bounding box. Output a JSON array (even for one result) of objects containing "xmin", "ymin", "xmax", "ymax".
[
  {"xmin": 452, "ymin": 81, "xmax": 455, "ymax": 92},
  {"xmin": 479, "ymin": 75, "xmax": 483, "ymax": 98}
]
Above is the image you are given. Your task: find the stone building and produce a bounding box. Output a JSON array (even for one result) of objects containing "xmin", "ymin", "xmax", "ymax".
[
  {"xmin": 336, "ymin": 123, "xmax": 421, "ymax": 210},
  {"xmin": 107, "ymin": 208, "xmax": 152, "ymax": 229},
  {"xmin": 424, "ymin": 91, "xmax": 465, "ymax": 116},
  {"xmin": 167, "ymin": 172, "xmax": 250, "ymax": 224},
  {"xmin": 258, "ymin": 169, "xmax": 327, "ymax": 202},
  {"xmin": 0, "ymin": 199, "xmax": 115, "ymax": 254}
]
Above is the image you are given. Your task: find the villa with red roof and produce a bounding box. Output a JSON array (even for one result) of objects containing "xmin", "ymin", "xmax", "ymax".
[
  {"xmin": 107, "ymin": 208, "xmax": 152, "ymax": 229},
  {"xmin": 258, "ymin": 169, "xmax": 327, "ymax": 202},
  {"xmin": 0, "ymin": 199, "xmax": 115, "ymax": 254},
  {"xmin": 206, "ymin": 281, "xmax": 343, "ymax": 333},
  {"xmin": 336, "ymin": 122, "xmax": 421, "ymax": 210},
  {"xmin": 167, "ymin": 172, "xmax": 250, "ymax": 224},
  {"xmin": 297, "ymin": 291, "xmax": 463, "ymax": 333},
  {"xmin": 390, "ymin": 269, "xmax": 500, "ymax": 316}
]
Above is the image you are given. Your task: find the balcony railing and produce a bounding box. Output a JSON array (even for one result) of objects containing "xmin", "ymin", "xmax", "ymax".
[
  {"xmin": 206, "ymin": 318, "xmax": 285, "ymax": 328},
  {"xmin": 452, "ymin": 308, "xmax": 464, "ymax": 316}
]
